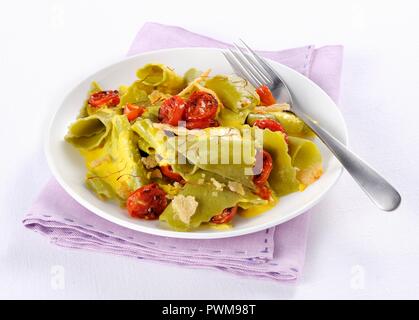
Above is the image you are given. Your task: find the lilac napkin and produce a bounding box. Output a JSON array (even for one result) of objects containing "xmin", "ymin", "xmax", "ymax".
[{"xmin": 23, "ymin": 22, "xmax": 343, "ymax": 281}]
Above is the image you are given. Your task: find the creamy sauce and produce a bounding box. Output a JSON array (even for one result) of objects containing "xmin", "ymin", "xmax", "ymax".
[
  {"xmin": 208, "ymin": 223, "xmax": 232, "ymax": 230},
  {"xmin": 240, "ymin": 198, "xmax": 278, "ymax": 218}
]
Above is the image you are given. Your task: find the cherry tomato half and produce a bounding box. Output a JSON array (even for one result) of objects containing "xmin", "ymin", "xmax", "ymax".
[
  {"xmin": 124, "ymin": 103, "xmax": 146, "ymax": 122},
  {"xmin": 256, "ymin": 185, "xmax": 271, "ymax": 200},
  {"xmin": 160, "ymin": 165, "xmax": 184, "ymax": 183},
  {"xmin": 210, "ymin": 206, "xmax": 238, "ymax": 224},
  {"xmin": 185, "ymin": 91, "xmax": 218, "ymax": 121},
  {"xmin": 88, "ymin": 90, "xmax": 120, "ymax": 108},
  {"xmin": 256, "ymin": 85, "xmax": 276, "ymax": 106},
  {"xmin": 159, "ymin": 96, "xmax": 186, "ymax": 126},
  {"xmin": 126, "ymin": 183, "xmax": 167, "ymax": 220},
  {"xmin": 253, "ymin": 119, "xmax": 288, "ymax": 143},
  {"xmin": 253, "ymin": 150, "xmax": 273, "ymax": 186},
  {"xmin": 185, "ymin": 118, "xmax": 219, "ymax": 130}
]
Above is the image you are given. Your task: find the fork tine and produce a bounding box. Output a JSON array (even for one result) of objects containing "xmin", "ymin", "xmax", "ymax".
[
  {"xmin": 238, "ymin": 42, "xmax": 272, "ymax": 81},
  {"xmin": 222, "ymin": 51, "xmax": 248, "ymax": 82},
  {"xmin": 233, "ymin": 42, "xmax": 272, "ymax": 84},
  {"xmin": 239, "ymin": 39, "xmax": 281, "ymax": 82},
  {"xmin": 223, "ymin": 50, "xmax": 260, "ymax": 88},
  {"xmin": 229, "ymin": 47, "xmax": 263, "ymax": 88},
  {"xmin": 222, "ymin": 51, "xmax": 244, "ymax": 77}
]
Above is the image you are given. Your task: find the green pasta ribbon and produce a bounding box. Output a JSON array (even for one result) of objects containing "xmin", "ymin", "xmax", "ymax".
[
  {"xmin": 136, "ymin": 63, "xmax": 185, "ymax": 94},
  {"xmin": 262, "ymin": 128, "xmax": 300, "ymax": 196},
  {"xmin": 160, "ymin": 171, "xmax": 265, "ymax": 231},
  {"xmin": 132, "ymin": 120, "xmax": 258, "ymax": 188},
  {"xmin": 65, "ymin": 109, "xmax": 114, "ymax": 150},
  {"xmin": 205, "ymin": 75, "xmax": 259, "ymax": 112},
  {"xmin": 68, "ymin": 114, "xmax": 148, "ymax": 202},
  {"xmin": 287, "ymin": 136, "xmax": 323, "ymax": 186},
  {"xmin": 118, "ymin": 80, "xmax": 152, "ymax": 107},
  {"xmin": 272, "ymin": 111, "xmax": 314, "ymax": 138},
  {"xmin": 183, "ymin": 68, "xmax": 203, "ymax": 84}
]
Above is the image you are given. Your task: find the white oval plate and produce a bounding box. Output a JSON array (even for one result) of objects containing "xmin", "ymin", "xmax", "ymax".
[{"xmin": 46, "ymin": 48, "xmax": 347, "ymax": 239}]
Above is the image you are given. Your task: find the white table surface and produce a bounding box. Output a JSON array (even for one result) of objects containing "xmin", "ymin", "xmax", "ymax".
[{"xmin": 1, "ymin": 0, "xmax": 418, "ymax": 300}]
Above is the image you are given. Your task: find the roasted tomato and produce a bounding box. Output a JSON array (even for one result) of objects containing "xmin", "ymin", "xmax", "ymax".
[
  {"xmin": 124, "ymin": 103, "xmax": 146, "ymax": 121},
  {"xmin": 160, "ymin": 165, "xmax": 184, "ymax": 183},
  {"xmin": 253, "ymin": 119, "xmax": 288, "ymax": 143},
  {"xmin": 253, "ymin": 150, "xmax": 273, "ymax": 186},
  {"xmin": 185, "ymin": 118, "xmax": 219, "ymax": 130},
  {"xmin": 256, "ymin": 85, "xmax": 276, "ymax": 106},
  {"xmin": 255, "ymin": 185, "xmax": 271, "ymax": 200},
  {"xmin": 126, "ymin": 183, "xmax": 167, "ymax": 220},
  {"xmin": 159, "ymin": 96, "xmax": 186, "ymax": 126},
  {"xmin": 185, "ymin": 91, "xmax": 218, "ymax": 121},
  {"xmin": 88, "ymin": 90, "xmax": 120, "ymax": 108},
  {"xmin": 210, "ymin": 206, "xmax": 238, "ymax": 224}
]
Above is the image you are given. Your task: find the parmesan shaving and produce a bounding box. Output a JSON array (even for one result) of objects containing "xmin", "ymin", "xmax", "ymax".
[
  {"xmin": 172, "ymin": 195, "xmax": 199, "ymax": 224},
  {"xmin": 210, "ymin": 178, "xmax": 225, "ymax": 191},
  {"xmin": 141, "ymin": 155, "xmax": 158, "ymax": 169},
  {"xmin": 228, "ymin": 181, "xmax": 245, "ymax": 196}
]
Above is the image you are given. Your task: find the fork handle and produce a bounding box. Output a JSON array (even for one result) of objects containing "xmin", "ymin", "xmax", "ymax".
[{"xmin": 293, "ymin": 109, "xmax": 401, "ymax": 211}]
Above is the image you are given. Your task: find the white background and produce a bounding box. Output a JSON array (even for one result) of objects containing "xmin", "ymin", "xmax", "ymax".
[{"xmin": 1, "ymin": 0, "xmax": 418, "ymax": 299}]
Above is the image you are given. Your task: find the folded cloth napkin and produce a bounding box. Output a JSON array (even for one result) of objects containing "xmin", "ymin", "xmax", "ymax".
[{"xmin": 23, "ymin": 22, "xmax": 343, "ymax": 281}]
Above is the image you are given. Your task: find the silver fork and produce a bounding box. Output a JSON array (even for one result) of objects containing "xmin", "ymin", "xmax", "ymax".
[{"xmin": 224, "ymin": 40, "xmax": 401, "ymax": 211}]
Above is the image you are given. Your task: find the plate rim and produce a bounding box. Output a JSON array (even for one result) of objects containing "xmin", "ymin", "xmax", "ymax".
[{"xmin": 45, "ymin": 47, "xmax": 348, "ymax": 239}]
